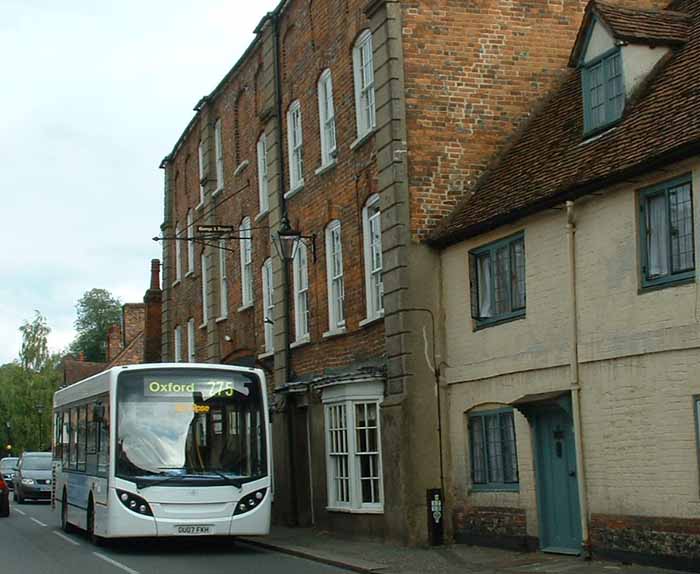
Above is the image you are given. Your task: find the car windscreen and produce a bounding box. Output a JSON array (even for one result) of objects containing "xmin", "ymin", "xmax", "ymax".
[
  {"xmin": 0, "ymin": 458, "xmax": 18, "ymax": 471},
  {"xmin": 116, "ymin": 368, "xmax": 267, "ymax": 487},
  {"xmin": 22, "ymin": 456, "xmax": 51, "ymax": 470}
]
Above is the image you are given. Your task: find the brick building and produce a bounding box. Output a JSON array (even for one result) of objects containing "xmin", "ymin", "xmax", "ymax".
[
  {"xmin": 158, "ymin": 0, "xmax": 667, "ymax": 545},
  {"xmin": 430, "ymin": 0, "xmax": 700, "ymax": 570}
]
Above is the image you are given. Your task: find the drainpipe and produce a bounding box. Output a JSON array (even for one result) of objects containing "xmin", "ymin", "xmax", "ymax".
[
  {"xmin": 271, "ymin": 9, "xmax": 298, "ymax": 527},
  {"xmin": 566, "ymin": 201, "xmax": 591, "ymax": 558}
]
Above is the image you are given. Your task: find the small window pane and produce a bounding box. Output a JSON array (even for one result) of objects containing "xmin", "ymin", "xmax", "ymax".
[
  {"xmin": 669, "ymin": 184, "xmax": 694, "ymax": 273},
  {"xmin": 470, "ymin": 417, "xmax": 486, "ymax": 484},
  {"xmin": 511, "ymin": 239, "xmax": 526, "ymax": 310}
]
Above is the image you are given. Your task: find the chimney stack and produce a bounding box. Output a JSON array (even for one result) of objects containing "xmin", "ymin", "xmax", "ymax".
[{"xmin": 143, "ymin": 259, "xmax": 162, "ymax": 363}]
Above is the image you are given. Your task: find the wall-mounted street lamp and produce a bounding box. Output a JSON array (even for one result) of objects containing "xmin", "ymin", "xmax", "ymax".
[{"xmin": 273, "ymin": 215, "xmax": 316, "ymax": 263}]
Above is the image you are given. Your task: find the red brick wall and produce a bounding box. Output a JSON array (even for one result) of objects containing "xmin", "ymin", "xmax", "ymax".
[
  {"xmin": 165, "ymin": 0, "xmax": 385, "ymax": 374},
  {"xmin": 401, "ymin": 0, "xmax": 669, "ymax": 240},
  {"xmin": 106, "ymin": 324, "xmax": 122, "ymax": 362},
  {"xmin": 122, "ymin": 303, "xmax": 144, "ymax": 347},
  {"xmin": 274, "ymin": 0, "xmax": 385, "ymax": 377}
]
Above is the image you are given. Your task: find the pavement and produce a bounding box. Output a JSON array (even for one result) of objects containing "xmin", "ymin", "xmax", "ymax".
[{"xmin": 239, "ymin": 526, "xmax": 689, "ymax": 574}]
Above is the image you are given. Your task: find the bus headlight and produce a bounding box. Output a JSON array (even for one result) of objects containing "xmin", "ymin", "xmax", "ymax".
[
  {"xmin": 234, "ymin": 488, "xmax": 267, "ymax": 515},
  {"xmin": 116, "ymin": 489, "xmax": 153, "ymax": 516}
]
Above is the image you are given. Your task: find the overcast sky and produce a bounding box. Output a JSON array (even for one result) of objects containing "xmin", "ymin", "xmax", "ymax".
[{"xmin": 0, "ymin": 0, "xmax": 280, "ymax": 365}]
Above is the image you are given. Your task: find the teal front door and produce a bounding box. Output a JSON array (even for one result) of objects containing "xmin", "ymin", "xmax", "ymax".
[{"xmin": 533, "ymin": 408, "xmax": 582, "ymax": 554}]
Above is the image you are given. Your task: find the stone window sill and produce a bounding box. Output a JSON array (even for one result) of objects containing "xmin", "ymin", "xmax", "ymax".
[
  {"xmin": 290, "ymin": 335, "xmax": 311, "ymax": 349},
  {"xmin": 238, "ymin": 303, "xmax": 254, "ymax": 313},
  {"xmin": 315, "ymin": 159, "xmax": 337, "ymax": 176},
  {"xmin": 322, "ymin": 327, "xmax": 347, "ymax": 339},
  {"xmin": 284, "ymin": 183, "xmax": 305, "ymax": 200},
  {"xmin": 359, "ymin": 314, "xmax": 383, "ymax": 328},
  {"xmin": 350, "ymin": 128, "xmax": 376, "ymax": 151},
  {"xmin": 325, "ymin": 506, "xmax": 383, "ymax": 515},
  {"xmin": 258, "ymin": 351, "xmax": 274, "ymax": 360},
  {"xmin": 234, "ymin": 160, "xmax": 249, "ymax": 176}
]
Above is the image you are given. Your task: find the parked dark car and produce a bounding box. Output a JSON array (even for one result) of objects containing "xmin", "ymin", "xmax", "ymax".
[
  {"xmin": 0, "ymin": 457, "xmax": 19, "ymax": 490},
  {"xmin": 14, "ymin": 452, "xmax": 52, "ymax": 503},
  {"xmin": 0, "ymin": 471, "xmax": 9, "ymax": 516}
]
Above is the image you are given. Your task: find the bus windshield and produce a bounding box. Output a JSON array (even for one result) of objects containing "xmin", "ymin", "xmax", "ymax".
[{"xmin": 116, "ymin": 368, "xmax": 266, "ymax": 487}]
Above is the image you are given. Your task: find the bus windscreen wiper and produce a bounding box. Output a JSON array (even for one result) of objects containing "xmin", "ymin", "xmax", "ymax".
[
  {"xmin": 204, "ymin": 470, "xmax": 244, "ymax": 489},
  {"xmin": 133, "ymin": 474, "xmax": 184, "ymax": 490}
]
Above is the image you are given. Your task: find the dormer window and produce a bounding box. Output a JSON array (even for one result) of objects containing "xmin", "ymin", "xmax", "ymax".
[
  {"xmin": 582, "ymin": 48, "xmax": 624, "ymax": 134},
  {"xmin": 570, "ymin": 1, "xmax": 690, "ymax": 138}
]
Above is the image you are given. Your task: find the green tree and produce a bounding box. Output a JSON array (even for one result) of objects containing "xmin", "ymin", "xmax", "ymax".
[
  {"xmin": 19, "ymin": 311, "xmax": 51, "ymax": 372},
  {"xmin": 69, "ymin": 288, "xmax": 122, "ymax": 362},
  {"xmin": 0, "ymin": 313, "xmax": 61, "ymax": 454}
]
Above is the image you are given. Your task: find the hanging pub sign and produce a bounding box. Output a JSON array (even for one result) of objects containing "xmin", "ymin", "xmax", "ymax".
[{"xmin": 196, "ymin": 225, "xmax": 235, "ymax": 235}]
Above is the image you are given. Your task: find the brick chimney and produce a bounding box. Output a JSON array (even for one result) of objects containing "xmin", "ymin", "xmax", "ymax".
[
  {"xmin": 122, "ymin": 303, "xmax": 145, "ymax": 347},
  {"xmin": 143, "ymin": 259, "xmax": 162, "ymax": 363},
  {"xmin": 106, "ymin": 324, "xmax": 122, "ymax": 362}
]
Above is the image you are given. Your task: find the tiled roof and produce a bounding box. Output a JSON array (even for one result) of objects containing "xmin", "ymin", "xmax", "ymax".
[
  {"xmin": 594, "ymin": 1, "xmax": 690, "ymax": 45},
  {"xmin": 428, "ymin": 0, "xmax": 700, "ymax": 249},
  {"xmin": 62, "ymin": 357, "xmax": 105, "ymax": 386},
  {"xmin": 569, "ymin": 1, "xmax": 690, "ymax": 66}
]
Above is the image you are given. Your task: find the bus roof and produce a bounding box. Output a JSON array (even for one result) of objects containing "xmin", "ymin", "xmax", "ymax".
[{"xmin": 54, "ymin": 363, "xmax": 265, "ymax": 409}]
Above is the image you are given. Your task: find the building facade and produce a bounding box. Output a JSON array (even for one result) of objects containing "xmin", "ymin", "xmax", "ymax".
[
  {"xmin": 430, "ymin": 0, "xmax": 700, "ymax": 570},
  {"xmin": 158, "ymin": 0, "xmax": 668, "ymax": 546}
]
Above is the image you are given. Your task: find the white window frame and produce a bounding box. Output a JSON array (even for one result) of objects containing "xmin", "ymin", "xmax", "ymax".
[
  {"xmin": 262, "ymin": 258, "xmax": 274, "ymax": 353},
  {"xmin": 257, "ymin": 133, "xmax": 269, "ymax": 214},
  {"xmin": 287, "ymin": 100, "xmax": 304, "ymax": 193},
  {"xmin": 214, "ymin": 119, "xmax": 224, "ymax": 193},
  {"xmin": 317, "ymin": 69, "xmax": 337, "ymax": 167},
  {"xmin": 325, "ymin": 220, "xmax": 345, "ymax": 332},
  {"xmin": 362, "ymin": 195, "xmax": 383, "ymax": 321},
  {"xmin": 218, "ymin": 239, "xmax": 228, "ymax": 319},
  {"xmin": 352, "ymin": 30, "xmax": 376, "ymax": 140},
  {"xmin": 201, "ymin": 253, "xmax": 209, "ymax": 327},
  {"xmin": 186, "ymin": 210, "xmax": 195, "ymax": 275},
  {"xmin": 174, "ymin": 325, "xmax": 183, "ymax": 362},
  {"xmin": 174, "ymin": 222, "xmax": 182, "ymax": 283},
  {"xmin": 293, "ymin": 241, "xmax": 310, "ymax": 342},
  {"xmin": 240, "ymin": 217, "xmax": 253, "ymax": 307},
  {"xmin": 322, "ymin": 381, "xmax": 384, "ymax": 512},
  {"xmin": 197, "ymin": 140, "xmax": 205, "ymax": 207},
  {"xmin": 187, "ymin": 318, "xmax": 196, "ymax": 362}
]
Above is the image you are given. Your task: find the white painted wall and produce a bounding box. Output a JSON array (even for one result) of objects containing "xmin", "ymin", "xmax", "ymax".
[{"xmin": 442, "ymin": 158, "xmax": 700, "ymax": 537}]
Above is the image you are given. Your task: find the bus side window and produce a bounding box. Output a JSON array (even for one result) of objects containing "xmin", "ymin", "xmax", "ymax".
[
  {"xmin": 77, "ymin": 406, "xmax": 87, "ymax": 472},
  {"xmin": 70, "ymin": 408, "xmax": 78, "ymax": 470},
  {"xmin": 86, "ymin": 402, "xmax": 98, "ymax": 475},
  {"xmin": 97, "ymin": 403, "xmax": 109, "ymax": 477},
  {"xmin": 62, "ymin": 413, "xmax": 70, "ymax": 468},
  {"xmin": 54, "ymin": 412, "xmax": 62, "ymax": 460}
]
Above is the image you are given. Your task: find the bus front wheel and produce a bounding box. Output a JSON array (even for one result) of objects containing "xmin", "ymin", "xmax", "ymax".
[
  {"xmin": 61, "ymin": 491, "xmax": 76, "ymax": 534},
  {"xmin": 86, "ymin": 499, "xmax": 103, "ymax": 546}
]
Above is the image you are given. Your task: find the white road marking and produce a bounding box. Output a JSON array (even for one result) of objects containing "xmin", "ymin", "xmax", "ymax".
[
  {"xmin": 53, "ymin": 530, "xmax": 80, "ymax": 546},
  {"xmin": 93, "ymin": 552, "xmax": 141, "ymax": 574},
  {"xmin": 14, "ymin": 508, "xmax": 26, "ymax": 516},
  {"xmin": 30, "ymin": 517, "xmax": 47, "ymax": 527}
]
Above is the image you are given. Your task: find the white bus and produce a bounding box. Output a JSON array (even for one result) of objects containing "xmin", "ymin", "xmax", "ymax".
[{"xmin": 52, "ymin": 363, "xmax": 271, "ymax": 542}]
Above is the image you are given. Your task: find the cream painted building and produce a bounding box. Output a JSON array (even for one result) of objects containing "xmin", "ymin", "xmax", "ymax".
[{"xmin": 428, "ymin": 1, "xmax": 700, "ymax": 571}]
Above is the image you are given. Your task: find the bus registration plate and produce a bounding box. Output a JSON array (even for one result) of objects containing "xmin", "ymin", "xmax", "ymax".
[{"xmin": 176, "ymin": 525, "xmax": 212, "ymax": 535}]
